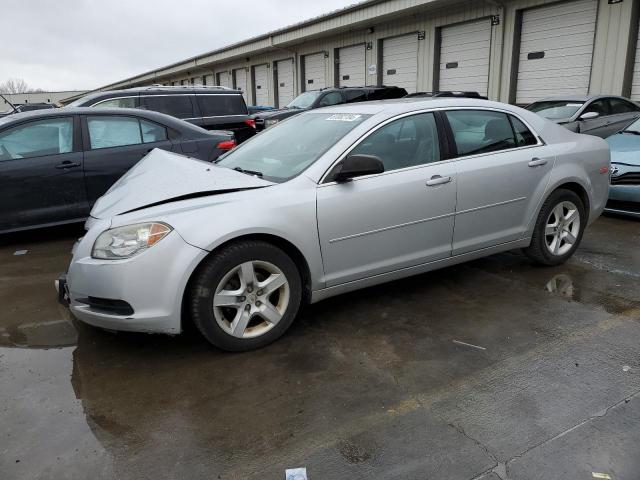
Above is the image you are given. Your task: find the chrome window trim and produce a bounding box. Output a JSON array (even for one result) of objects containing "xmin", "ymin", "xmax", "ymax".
[{"xmin": 318, "ymin": 106, "xmax": 545, "ymax": 185}]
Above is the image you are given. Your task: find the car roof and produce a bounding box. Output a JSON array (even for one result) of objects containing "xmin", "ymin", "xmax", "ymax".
[
  {"xmin": 314, "ymin": 97, "xmax": 514, "ymax": 115},
  {"xmin": 531, "ymin": 94, "xmax": 632, "ymax": 103},
  {"xmin": 0, "ymin": 106, "xmax": 201, "ymax": 131}
]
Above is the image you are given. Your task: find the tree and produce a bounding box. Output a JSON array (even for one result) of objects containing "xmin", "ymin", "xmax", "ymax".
[{"xmin": 0, "ymin": 78, "xmax": 32, "ymax": 94}]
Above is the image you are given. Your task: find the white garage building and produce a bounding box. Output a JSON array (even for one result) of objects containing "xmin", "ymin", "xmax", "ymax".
[{"xmin": 66, "ymin": 0, "xmax": 640, "ymax": 107}]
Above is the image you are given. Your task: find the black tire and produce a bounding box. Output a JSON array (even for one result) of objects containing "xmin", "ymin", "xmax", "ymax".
[
  {"xmin": 188, "ymin": 240, "xmax": 302, "ymax": 351},
  {"xmin": 523, "ymin": 188, "xmax": 586, "ymax": 266}
]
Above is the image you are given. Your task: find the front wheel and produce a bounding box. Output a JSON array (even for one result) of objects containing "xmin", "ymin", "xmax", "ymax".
[
  {"xmin": 188, "ymin": 240, "xmax": 302, "ymax": 351},
  {"xmin": 524, "ymin": 189, "xmax": 586, "ymax": 266}
]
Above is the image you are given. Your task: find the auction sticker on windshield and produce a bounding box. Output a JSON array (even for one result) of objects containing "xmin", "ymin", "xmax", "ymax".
[{"xmin": 326, "ymin": 114, "xmax": 362, "ymax": 122}]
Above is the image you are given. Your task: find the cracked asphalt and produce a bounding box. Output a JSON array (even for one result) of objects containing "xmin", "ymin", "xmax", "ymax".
[{"xmin": 1, "ymin": 215, "xmax": 639, "ymax": 480}]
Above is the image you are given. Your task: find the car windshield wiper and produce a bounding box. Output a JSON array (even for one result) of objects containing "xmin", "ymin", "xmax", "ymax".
[
  {"xmin": 233, "ymin": 166, "xmax": 263, "ymax": 177},
  {"xmin": 618, "ymin": 130, "xmax": 640, "ymax": 135}
]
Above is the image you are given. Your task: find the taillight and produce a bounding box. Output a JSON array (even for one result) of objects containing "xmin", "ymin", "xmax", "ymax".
[
  {"xmin": 244, "ymin": 118, "xmax": 256, "ymax": 129},
  {"xmin": 216, "ymin": 139, "xmax": 236, "ymax": 151}
]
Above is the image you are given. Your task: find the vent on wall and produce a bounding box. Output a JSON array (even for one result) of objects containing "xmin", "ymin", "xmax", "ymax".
[
  {"xmin": 342, "ymin": 75, "xmax": 350, "ymax": 80},
  {"xmin": 527, "ymin": 51, "xmax": 545, "ymax": 60},
  {"xmin": 386, "ymin": 69, "xmax": 397, "ymax": 75},
  {"xmin": 446, "ymin": 62, "xmax": 458, "ymax": 69}
]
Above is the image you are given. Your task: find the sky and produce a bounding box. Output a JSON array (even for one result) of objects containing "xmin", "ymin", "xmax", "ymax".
[{"xmin": 0, "ymin": 0, "xmax": 360, "ymax": 92}]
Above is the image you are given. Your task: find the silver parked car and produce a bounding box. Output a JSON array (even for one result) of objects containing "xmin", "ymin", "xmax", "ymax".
[
  {"xmin": 61, "ymin": 98, "xmax": 610, "ymax": 351},
  {"xmin": 525, "ymin": 95, "xmax": 640, "ymax": 138},
  {"xmin": 605, "ymin": 116, "xmax": 640, "ymax": 218}
]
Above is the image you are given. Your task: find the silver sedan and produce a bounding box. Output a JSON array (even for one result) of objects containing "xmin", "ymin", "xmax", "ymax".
[{"xmin": 63, "ymin": 98, "xmax": 610, "ymax": 351}]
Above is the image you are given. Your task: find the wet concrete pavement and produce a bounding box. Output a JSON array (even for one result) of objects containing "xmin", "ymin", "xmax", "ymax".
[{"xmin": 1, "ymin": 216, "xmax": 639, "ymax": 480}]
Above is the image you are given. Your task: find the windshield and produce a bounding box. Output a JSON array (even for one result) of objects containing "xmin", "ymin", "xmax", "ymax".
[
  {"xmin": 216, "ymin": 112, "xmax": 370, "ymax": 182},
  {"xmin": 526, "ymin": 101, "xmax": 585, "ymax": 120},
  {"xmin": 286, "ymin": 91, "xmax": 321, "ymax": 109},
  {"xmin": 619, "ymin": 117, "xmax": 640, "ymax": 134}
]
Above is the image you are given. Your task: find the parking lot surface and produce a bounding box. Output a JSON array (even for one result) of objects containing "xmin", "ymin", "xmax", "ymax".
[{"xmin": 1, "ymin": 216, "xmax": 639, "ymax": 480}]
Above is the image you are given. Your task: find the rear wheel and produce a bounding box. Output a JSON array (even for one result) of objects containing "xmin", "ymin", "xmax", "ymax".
[
  {"xmin": 188, "ymin": 240, "xmax": 302, "ymax": 351},
  {"xmin": 524, "ymin": 189, "xmax": 586, "ymax": 266}
]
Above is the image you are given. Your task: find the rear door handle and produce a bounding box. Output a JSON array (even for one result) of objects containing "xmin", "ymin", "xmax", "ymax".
[
  {"xmin": 426, "ymin": 175, "xmax": 452, "ymax": 186},
  {"xmin": 528, "ymin": 158, "xmax": 547, "ymax": 167},
  {"xmin": 55, "ymin": 161, "xmax": 81, "ymax": 169}
]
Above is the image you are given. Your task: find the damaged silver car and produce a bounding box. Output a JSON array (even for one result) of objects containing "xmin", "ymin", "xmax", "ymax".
[{"xmin": 60, "ymin": 98, "xmax": 610, "ymax": 351}]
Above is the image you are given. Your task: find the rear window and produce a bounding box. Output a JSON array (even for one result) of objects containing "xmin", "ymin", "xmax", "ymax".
[
  {"xmin": 196, "ymin": 94, "xmax": 247, "ymax": 117},
  {"xmin": 141, "ymin": 95, "xmax": 194, "ymax": 119}
]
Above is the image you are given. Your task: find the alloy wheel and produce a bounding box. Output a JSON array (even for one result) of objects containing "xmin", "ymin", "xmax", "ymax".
[
  {"xmin": 213, "ymin": 260, "xmax": 290, "ymax": 338},
  {"xmin": 544, "ymin": 201, "xmax": 581, "ymax": 256}
]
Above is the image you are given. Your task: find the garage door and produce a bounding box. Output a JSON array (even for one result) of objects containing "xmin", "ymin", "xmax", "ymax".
[
  {"xmin": 382, "ymin": 33, "xmax": 419, "ymax": 93},
  {"xmin": 630, "ymin": 19, "xmax": 640, "ymax": 101},
  {"xmin": 253, "ymin": 64, "xmax": 270, "ymax": 106},
  {"xmin": 303, "ymin": 53, "xmax": 326, "ymax": 91},
  {"xmin": 204, "ymin": 74, "xmax": 214, "ymax": 86},
  {"xmin": 439, "ymin": 19, "xmax": 492, "ymax": 96},
  {"xmin": 338, "ymin": 44, "xmax": 366, "ymax": 87},
  {"xmin": 276, "ymin": 59, "xmax": 295, "ymax": 107},
  {"xmin": 216, "ymin": 71, "xmax": 231, "ymax": 88},
  {"xmin": 516, "ymin": 0, "xmax": 597, "ymax": 104},
  {"xmin": 233, "ymin": 68, "xmax": 248, "ymax": 101}
]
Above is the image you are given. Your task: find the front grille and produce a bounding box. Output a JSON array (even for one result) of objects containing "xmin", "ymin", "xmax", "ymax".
[
  {"xmin": 611, "ymin": 172, "xmax": 640, "ymax": 185},
  {"xmin": 76, "ymin": 297, "xmax": 135, "ymax": 316},
  {"xmin": 605, "ymin": 200, "xmax": 640, "ymax": 213}
]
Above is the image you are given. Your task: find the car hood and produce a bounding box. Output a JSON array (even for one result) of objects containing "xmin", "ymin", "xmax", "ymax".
[
  {"xmin": 90, "ymin": 149, "xmax": 274, "ymax": 219},
  {"xmin": 606, "ymin": 133, "xmax": 640, "ymax": 167}
]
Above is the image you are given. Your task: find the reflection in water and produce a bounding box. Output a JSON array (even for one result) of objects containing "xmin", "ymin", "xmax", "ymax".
[
  {"xmin": 0, "ymin": 314, "xmax": 77, "ymax": 348},
  {"xmin": 545, "ymin": 274, "xmax": 575, "ymax": 300}
]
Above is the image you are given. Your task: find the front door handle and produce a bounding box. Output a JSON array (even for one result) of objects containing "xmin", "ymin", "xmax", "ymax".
[
  {"xmin": 528, "ymin": 158, "xmax": 548, "ymax": 167},
  {"xmin": 55, "ymin": 161, "xmax": 81, "ymax": 169},
  {"xmin": 426, "ymin": 175, "xmax": 452, "ymax": 186}
]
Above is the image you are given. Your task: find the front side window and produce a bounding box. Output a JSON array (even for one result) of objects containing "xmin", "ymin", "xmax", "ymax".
[
  {"xmin": 583, "ymin": 99, "xmax": 609, "ymax": 117},
  {"xmin": 445, "ymin": 110, "xmax": 516, "ymax": 156},
  {"xmin": 345, "ymin": 90, "xmax": 366, "ymax": 103},
  {"xmin": 141, "ymin": 95, "xmax": 194, "ymax": 118},
  {"xmin": 350, "ymin": 113, "xmax": 441, "ymax": 171},
  {"xmin": 608, "ymin": 98, "xmax": 639, "ymax": 115},
  {"xmin": 87, "ymin": 116, "xmax": 142, "ymax": 149},
  {"xmin": 93, "ymin": 97, "xmax": 137, "ymax": 109},
  {"xmin": 216, "ymin": 112, "xmax": 370, "ymax": 182},
  {"xmin": 526, "ymin": 101, "xmax": 584, "ymax": 120},
  {"xmin": 196, "ymin": 95, "xmax": 247, "ymax": 116},
  {"xmin": 318, "ymin": 92, "xmax": 343, "ymax": 107},
  {"xmin": 0, "ymin": 117, "xmax": 73, "ymax": 161}
]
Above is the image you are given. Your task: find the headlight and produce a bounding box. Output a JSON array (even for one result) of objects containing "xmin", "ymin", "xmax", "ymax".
[
  {"xmin": 92, "ymin": 222, "xmax": 172, "ymax": 259},
  {"xmin": 265, "ymin": 118, "xmax": 279, "ymax": 127}
]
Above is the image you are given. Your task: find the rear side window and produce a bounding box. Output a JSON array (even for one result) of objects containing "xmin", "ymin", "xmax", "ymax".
[
  {"xmin": 445, "ymin": 110, "xmax": 516, "ymax": 156},
  {"xmin": 196, "ymin": 95, "xmax": 247, "ymax": 117},
  {"xmin": 140, "ymin": 120, "xmax": 168, "ymax": 143},
  {"xmin": 141, "ymin": 95, "xmax": 194, "ymax": 119},
  {"xmin": 93, "ymin": 97, "xmax": 137, "ymax": 108},
  {"xmin": 608, "ymin": 98, "xmax": 639, "ymax": 114},
  {"xmin": 0, "ymin": 117, "xmax": 73, "ymax": 160},
  {"xmin": 509, "ymin": 116, "xmax": 537, "ymax": 147}
]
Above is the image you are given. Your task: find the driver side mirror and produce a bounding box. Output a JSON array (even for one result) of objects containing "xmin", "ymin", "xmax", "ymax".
[
  {"xmin": 333, "ymin": 154, "xmax": 384, "ymax": 182},
  {"xmin": 579, "ymin": 111, "xmax": 599, "ymax": 121}
]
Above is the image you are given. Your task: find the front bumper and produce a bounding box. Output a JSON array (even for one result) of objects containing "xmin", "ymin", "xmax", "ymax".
[
  {"xmin": 605, "ymin": 185, "xmax": 640, "ymax": 218},
  {"xmin": 65, "ymin": 224, "xmax": 208, "ymax": 334}
]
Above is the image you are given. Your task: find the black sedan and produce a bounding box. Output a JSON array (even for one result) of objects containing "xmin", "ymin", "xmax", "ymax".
[
  {"xmin": 525, "ymin": 95, "xmax": 640, "ymax": 138},
  {"xmin": 0, "ymin": 107, "xmax": 235, "ymax": 233}
]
